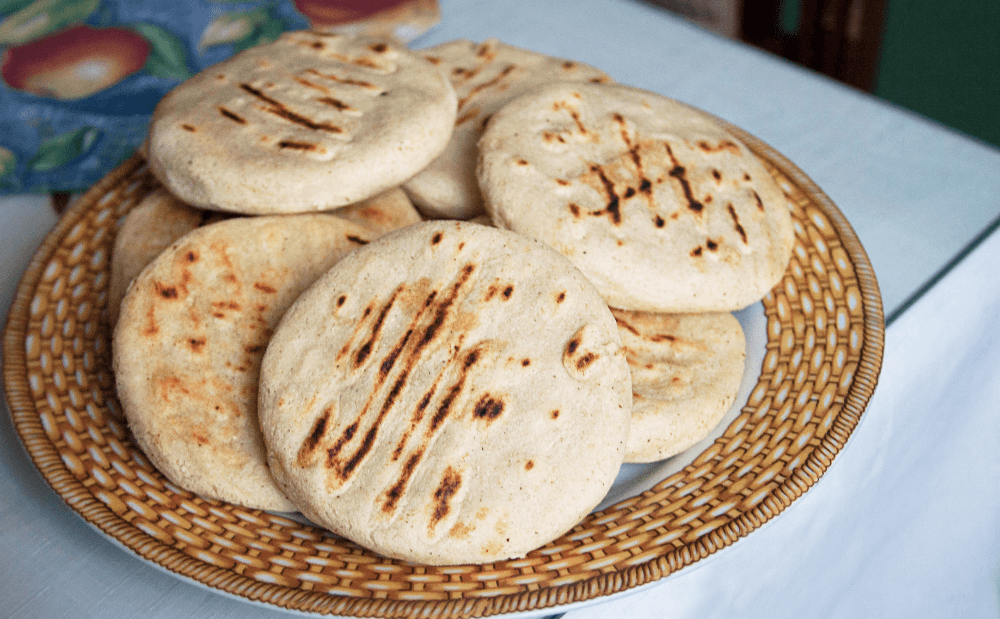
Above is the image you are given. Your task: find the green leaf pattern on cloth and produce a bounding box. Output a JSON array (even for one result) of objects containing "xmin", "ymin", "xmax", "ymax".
[
  {"xmin": 0, "ymin": 0, "xmax": 100, "ymax": 45},
  {"xmin": 27, "ymin": 126, "xmax": 100, "ymax": 173},
  {"xmin": 131, "ymin": 22, "xmax": 193, "ymax": 81}
]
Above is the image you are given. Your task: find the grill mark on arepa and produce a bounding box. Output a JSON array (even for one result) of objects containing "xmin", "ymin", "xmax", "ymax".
[
  {"xmin": 697, "ymin": 140, "xmax": 741, "ymax": 155},
  {"xmin": 277, "ymin": 140, "xmax": 318, "ymax": 151},
  {"xmin": 587, "ymin": 164, "xmax": 621, "ymax": 225},
  {"xmin": 430, "ymin": 467, "xmax": 462, "ymax": 530},
  {"xmin": 303, "ymin": 68, "xmax": 382, "ymax": 93},
  {"xmin": 380, "ymin": 449, "xmax": 424, "ymax": 513},
  {"xmin": 353, "ymin": 286, "xmax": 401, "ymax": 368},
  {"xmin": 664, "ymin": 143, "xmax": 704, "ymax": 214},
  {"xmin": 728, "ymin": 203, "xmax": 748, "ymax": 243},
  {"xmin": 297, "ymin": 406, "xmax": 332, "ymax": 466},
  {"xmin": 218, "ymin": 107, "xmax": 246, "ymax": 124},
  {"xmin": 323, "ymin": 266, "xmax": 477, "ymax": 486},
  {"xmin": 553, "ymin": 99, "xmax": 588, "ymax": 135},
  {"xmin": 316, "ymin": 96, "xmax": 355, "ymax": 112},
  {"xmin": 457, "ymin": 64, "xmax": 516, "ymax": 110},
  {"xmin": 239, "ymin": 83, "xmax": 344, "ymax": 133}
]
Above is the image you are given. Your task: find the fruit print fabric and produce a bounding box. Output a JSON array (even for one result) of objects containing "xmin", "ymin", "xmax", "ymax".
[{"xmin": 0, "ymin": 0, "xmax": 438, "ymax": 195}]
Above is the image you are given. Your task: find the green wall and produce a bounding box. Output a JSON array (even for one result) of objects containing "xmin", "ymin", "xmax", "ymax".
[{"xmin": 875, "ymin": 0, "xmax": 1000, "ymax": 148}]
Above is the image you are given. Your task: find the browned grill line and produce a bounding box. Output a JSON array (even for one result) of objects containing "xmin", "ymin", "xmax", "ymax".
[
  {"xmin": 457, "ymin": 64, "xmax": 517, "ymax": 110},
  {"xmin": 327, "ymin": 265, "xmax": 477, "ymax": 486},
  {"xmin": 664, "ymin": 143, "xmax": 704, "ymax": 213},
  {"xmin": 728, "ymin": 203, "xmax": 748, "ymax": 243},
  {"xmin": 303, "ymin": 68, "xmax": 380, "ymax": 91},
  {"xmin": 239, "ymin": 83, "xmax": 343, "ymax": 133}
]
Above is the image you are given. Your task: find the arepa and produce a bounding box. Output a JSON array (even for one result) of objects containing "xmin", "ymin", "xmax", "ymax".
[
  {"xmin": 478, "ymin": 81, "xmax": 795, "ymax": 313},
  {"xmin": 403, "ymin": 39, "xmax": 611, "ymax": 219},
  {"xmin": 107, "ymin": 189, "xmax": 213, "ymax": 327},
  {"xmin": 113, "ymin": 214, "xmax": 375, "ymax": 511},
  {"xmin": 258, "ymin": 221, "xmax": 631, "ymax": 565},
  {"xmin": 613, "ymin": 308, "xmax": 745, "ymax": 462},
  {"xmin": 147, "ymin": 31, "xmax": 457, "ymax": 214}
]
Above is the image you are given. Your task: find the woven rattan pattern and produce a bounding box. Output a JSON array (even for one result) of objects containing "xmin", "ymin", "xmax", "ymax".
[{"xmin": 3, "ymin": 129, "xmax": 884, "ymax": 617}]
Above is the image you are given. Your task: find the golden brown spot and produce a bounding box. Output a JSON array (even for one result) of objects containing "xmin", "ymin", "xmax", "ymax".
[
  {"xmin": 562, "ymin": 61, "xmax": 576, "ymax": 69},
  {"xmin": 369, "ymin": 43, "xmax": 388, "ymax": 53},
  {"xmin": 182, "ymin": 124, "xmax": 196, "ymax": 132},
  {"xmin": 569, "ymin": 203, "xmax": 581, "ymax": 217},
  {"xmin": 550, "ymin": 410, "xmax": 560, "ymax": 419},
  {"xmin": 525, "ymin": 460, "xmax": 535, "ymax": 470},
  {"xmin": 556, "ymin": 291, "xmax": 566, "ymax": 303},
  {"xmin": 425, "ymin": 55, "xmax": 442, "ymax": 65},
  {"xmin": 430, "ymin": 467, "xmax": 462, "ymax": 528},
  {"xmin": 185, "ymin": 250, "xmax": 198, "ymax": 263},
  {"xmin": 188, "ymin": 337, "xmax": 206, "ymax": 352},
  {"xmin": 567, "ymin": 337, "xmax": 580, "ymax": 354},
  {"xmin": 516, "ymin": 159, "xmax": 528, "ymax": 166},
  {"xmin": 155, "ymin": 282, "xmax": 178, "ymax": 300},
  {"xmin": 473, "ymin": 394, "xmax": 504, "ymax": 422},
  {"xmin": 556, "ymin": 178, "xmax": 569, "ymax": 186},
  {"xmin": 254, "ymin": 282, "xmax": 277, "ymax": 294},
  {"xmin": 575, "ymin": 352, "xmax": 597, "ymax": 371}
]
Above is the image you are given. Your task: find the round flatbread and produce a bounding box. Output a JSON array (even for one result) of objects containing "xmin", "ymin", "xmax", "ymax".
[
  {"xmin": 404, "ymin": 39, "xmax": 611, "ymax": 219},
  {"xmin": 613, "ymin": 308, "xmax": 746, "ymax": 463},
  {"xmin": 147, "ymin": 31, "xmax": 457, "ymax": 214},
  {"xmin": 478, "ymin": 81, "xmax": 795, "ymax": 313},
  {"xmin": 113, "ymin": 214, "xmax": 376, "ymax": 511},
  {"xmin": 107, "ymin": 189, "xmax": 209, "ymax": 327},
  {"xmin": 330, "ymin": 187, "xmax": 422, "ymax": 236},
  {"xmin": 259, "ymin": 221, "xmax": 631, "ymax": 565}
]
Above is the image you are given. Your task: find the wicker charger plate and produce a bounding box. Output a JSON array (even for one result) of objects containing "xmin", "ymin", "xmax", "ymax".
[{"xmin": 3, "ymin": 126, "xmax": 883, "ymax": 618}]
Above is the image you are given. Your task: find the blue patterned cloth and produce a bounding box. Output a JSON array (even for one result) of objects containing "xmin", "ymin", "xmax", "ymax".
[{"xmin": 0, "ymin": 0, "xmax": 312, "ymax": 194}]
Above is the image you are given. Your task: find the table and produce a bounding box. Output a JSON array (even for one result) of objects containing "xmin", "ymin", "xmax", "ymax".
[{"xmin": 3, "ymin": 0, "xmax": 1000, "ymax": 617}]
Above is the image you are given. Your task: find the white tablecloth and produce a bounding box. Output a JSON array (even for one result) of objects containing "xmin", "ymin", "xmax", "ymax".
[{"xmin": 3, "ymin": 0, "xmax": 1000, "ymax": 617}]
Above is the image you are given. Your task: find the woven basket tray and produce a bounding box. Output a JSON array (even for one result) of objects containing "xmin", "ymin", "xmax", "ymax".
[{"xmin": 3, "ymin": 126, "xmax": 884, "ymax": 618}]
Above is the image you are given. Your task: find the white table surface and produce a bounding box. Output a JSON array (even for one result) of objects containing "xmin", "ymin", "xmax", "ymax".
[{"xmin": 3, "ymin": 0, "xmax": 1000, "ymax": 617}]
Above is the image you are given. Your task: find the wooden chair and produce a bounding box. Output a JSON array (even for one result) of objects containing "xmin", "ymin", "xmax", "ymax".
[{"xmin": 741, "ymin": 0, "xmax": 887, "ymax": 92}]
